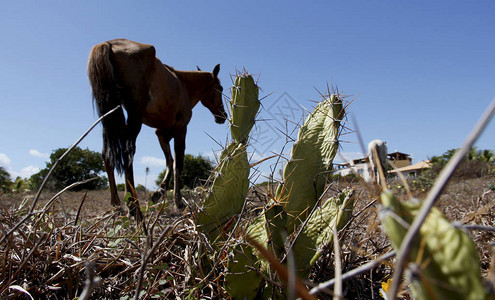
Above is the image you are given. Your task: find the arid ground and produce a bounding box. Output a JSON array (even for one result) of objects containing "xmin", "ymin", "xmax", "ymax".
[{"xmin": 1, "ymin": 173, "xmax": 494, "ymax": 299}]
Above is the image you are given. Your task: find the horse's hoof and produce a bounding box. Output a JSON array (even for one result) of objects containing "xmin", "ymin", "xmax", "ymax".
[{"xmin": 151, "ymin": 189, "xmax": 165, "ymax": 203}]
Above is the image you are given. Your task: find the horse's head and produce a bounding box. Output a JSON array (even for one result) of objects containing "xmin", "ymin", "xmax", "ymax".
[{"xmin": 201, "ymin": 64, "xmax": 227, "ymax": 124}]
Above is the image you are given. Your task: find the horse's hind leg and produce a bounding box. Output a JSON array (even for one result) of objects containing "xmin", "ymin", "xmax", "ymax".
[
  {"xmin": 123, "ymin": 114, "xmax": 143, "ymax": 219},
  {"xmin": 151, "ymin": 129, "xmax": 174, "ymax": 203}
]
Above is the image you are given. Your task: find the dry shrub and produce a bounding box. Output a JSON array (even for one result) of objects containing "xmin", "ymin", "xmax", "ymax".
[
  {"xmin": 1, "ymin": 173, "xmax": 494, "ymax": 299},
  {"xmin": 0, "ymin": 191, "xmax": 227, "ymax": 299},
  {"xmin": 429, "ymin": 160, "xmax": 494, "ymax": 180}
]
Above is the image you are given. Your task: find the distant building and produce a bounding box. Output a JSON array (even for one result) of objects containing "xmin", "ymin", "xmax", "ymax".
[
  {"xmin": 389, "ymin": 160, "xmax": 431, "ymax": 178},
  {"xmin": 334, "ymin": 157, "xmax": 373, "ymax": 182},
  {"xmin": 335, "ymin": 151, "xmax": 427, "ymax": 182},
  {"xmin": 387, "ymin": 151, "xmax": 412, "ymax": 168}
]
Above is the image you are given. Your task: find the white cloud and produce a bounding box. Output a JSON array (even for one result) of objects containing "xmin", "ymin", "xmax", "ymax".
[
  {"xmin": 17, "ymin": 165, "xmax": 40, "ymax": 178},
  {"xmin": 0, "ymin": 153, "xmax": 41, "ymax": 179},
  {"xmin": 140, "ymin": 156, "xmax": 166, "ymax": 167},
  {"xmin": 29, "ymin": 149, "xmax": 49, "ymax": 159},
  {"xmin": 8, "ymin": 165, "xmax": 40, "ymax": 179},
  {"xmin": 0, "ymin": 153, "xmax": 11, "ymax": 168}
]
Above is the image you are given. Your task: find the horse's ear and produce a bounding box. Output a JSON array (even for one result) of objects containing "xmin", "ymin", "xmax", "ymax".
[
  {"xmin": 196, "ymin": 66, "xmax": 202, "ymax": 71},
  {"xmin": 212, "ymin": 64, "xmax": 220, "ymax": 78}
]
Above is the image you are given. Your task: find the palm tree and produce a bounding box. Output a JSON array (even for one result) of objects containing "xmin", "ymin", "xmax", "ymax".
[
  {"xmin": 144, "ymin": 167, "xmax": 150, "ymax": 197},
  {"xmin": 467, "ymin": 147, "xmax": 481, "ymax": 161},
  {"xmin": 479, "ymin": 149, "xmax": 495, "ymax": 162},
  {"xmin": 13, "ymin": 176, "xmax": 28, "ymax": 192}
]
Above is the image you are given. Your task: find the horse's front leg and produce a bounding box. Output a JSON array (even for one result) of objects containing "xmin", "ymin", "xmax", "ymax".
[
  {"xmin": 173, "ymin": 128, "xmax": 186, "ymax": 209},
  {"xmin": 151, "ymin": 129, "xmax": 174, "ymax": 203},
  {"xmin": 103, "ymin": 156, "xmax": 121, "ymax": 207}
]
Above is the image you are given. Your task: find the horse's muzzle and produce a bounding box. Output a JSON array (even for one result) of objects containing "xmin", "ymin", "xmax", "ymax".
[
  {"xmin": 215, "ymin": 115, "xmax": 227, "ymax": 124},
  {"xmin": 215, "ymin": 108, "xmax": 227, "ymax": 124}
]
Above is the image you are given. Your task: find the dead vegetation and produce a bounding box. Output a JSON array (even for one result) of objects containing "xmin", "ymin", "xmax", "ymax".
[{"xmin": 0, "ymin": 172, "xmax": 494, "ymax": 299}]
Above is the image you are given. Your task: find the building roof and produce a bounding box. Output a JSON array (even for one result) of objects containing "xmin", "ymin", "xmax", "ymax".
[
  {"xmin": 389, "ymin": 160, "xmax": 431, "ymax": 173},
  {"xmin": 338, "ymin": 150, "xmax": 414, "ymax": 169},
  {"xmin": 388, "ymin": 151, "xmax": 410, "ymax": 156},
  {"xmin": 387, "ymin": 151, "xmax": 411, "ymax": 161}
]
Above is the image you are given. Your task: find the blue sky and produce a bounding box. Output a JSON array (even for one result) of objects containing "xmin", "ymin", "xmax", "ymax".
[{"xmin": 1, "ymin": 1, "xmax": 494, "ymax": 188}]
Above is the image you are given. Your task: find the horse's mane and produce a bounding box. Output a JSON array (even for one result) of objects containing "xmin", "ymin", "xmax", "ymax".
[{"xmin": 163, "ymin": 64, "xmax": 176, "ymax": 74}]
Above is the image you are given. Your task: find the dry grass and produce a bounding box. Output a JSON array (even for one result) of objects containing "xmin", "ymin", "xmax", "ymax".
[
  {"xmin": 0, "ymin": 174, "xmax": 494, "ymax": 299},
  {"xmin": 0, "ymin": 190, "xmax": 208, "ymax": 299}
]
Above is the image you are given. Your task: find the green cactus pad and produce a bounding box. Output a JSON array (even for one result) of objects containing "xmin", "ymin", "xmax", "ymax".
[
  {"xmin": 197, "ymin": 142, "xmax": 250, "ymax": 239},
  {"xmin": 230, "ymin": 74, "xmax": 260, "ymax": 144},
  {"xmin": 276, "ymin": 94, "xmax": 343, "ymax": 232},
  {"xmin": 380, "ymin": 190, "xmax": 487, "ymax": 300},
  {"xmin": 225, "ymin": 244, "xmax": 263, "ymax": 299},
  {"xmin": 293, "ymin": 188, "xmax": 354, "ymax": 275}
]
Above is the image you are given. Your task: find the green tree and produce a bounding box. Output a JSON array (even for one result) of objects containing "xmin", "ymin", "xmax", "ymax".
[
  {"xmin": 155, "ymin": 154, "xmax": 214, "ymax": 189},
  {"xmin": 12, "ymin": 176, "xmax": 29, "ymax": 193},
  {"xmin": 0, "ymin": 166, "xmax": 13, "ymax": 193},
  {"xmin": 29, "ymin": 147, "xmax": 108, "ymax": 191},
  {"xmin": 428, "ymin": 147, "xmax": 495, "ymax": 179},
  {"xmin": 429, "ymin": 149, "xmax": 457, "ymax": 166},
  {"xmin": 116, "ymin": 183, "xmax": 146, "ymax": 193},
  {"xmin": 136, "ymin": 184, "xmax": 146, "ymax": 192},
  {"xmin": 430, "ymin": 147, "xmax": 495, "ymax": 166},
  {"xmin": 476, "ymin": 149, "xmax": 495, "ymax": 162},
  {"xmin": 116, "ymin": 183, "xmax": 126, "ymax": 191}
]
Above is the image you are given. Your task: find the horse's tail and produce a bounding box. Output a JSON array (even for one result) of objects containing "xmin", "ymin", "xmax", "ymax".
[{"xmin": 88, "ymin": 42, "xmax": 126, "ymax": 174}]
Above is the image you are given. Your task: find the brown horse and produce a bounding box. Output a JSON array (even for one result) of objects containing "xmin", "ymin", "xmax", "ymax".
[{"xmin": 88, "ymin": 39, "xmax": 226, "ymax": 217}]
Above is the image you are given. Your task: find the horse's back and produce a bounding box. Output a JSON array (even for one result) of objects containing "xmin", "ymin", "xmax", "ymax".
[
  {"xmin": 105, "ymin": 39, "xmax": 155, "ymax": 84},
  {"xmin": 91, "ymin": 39, "xmax": 189, "ymax": 129},
  {"xmin": 102, "ymin": 39, "xmax": 157, "ymax": 106},
  {"xmin": 107, "ymin": 39, "xmax": 155, "ymax": 59},
  {"xmin": 143, "ymin": 58, "xmax": 189, "ymax": 129}
]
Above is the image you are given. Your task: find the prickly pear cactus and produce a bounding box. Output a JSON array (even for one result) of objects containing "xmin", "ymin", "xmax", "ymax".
[
  {"xmin": 230, "ymin": 74, "xmax": 260, "ymax": 144},
  {"xmin": 196, "ymin": 73, "xmax": 259, "ymax": 241},
  {"xmin": 276, "ymin": 94, "xmax": 343, "ymax": 233},
  {"xmin": 380, "ymin": 190, "xmax": 488, "ymax": 300},
  {"xmin": 197, "ymin": 143, "xmax": 249, "ymax": 238},
  {"xmin": 293, "ymin": 188, "xmax": 354, "ymax": 276},
  {"xmin": 198, "ymin": 83, "xmax": 354, "ymax": 299},
  {"xmin": 228, "ymin": 93, "xmax": 351, "ymax": 297},
  {"xmin": 225, "ymin": 214, "xmax": 268, "ymax": 299},
  {"xmin": 230, "ymin": 189, "xmax": 356, "ymax": 298},
  {"xmin": 195, "ymin": 73, "xmax": 262, "ymax": 298}
]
